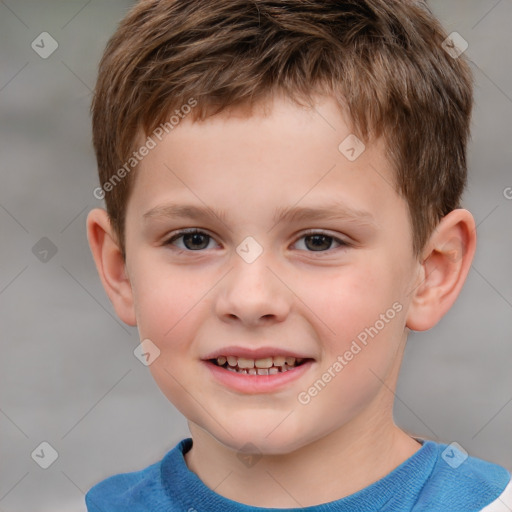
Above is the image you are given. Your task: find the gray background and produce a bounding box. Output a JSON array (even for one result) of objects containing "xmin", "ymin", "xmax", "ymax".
[{"xmin": 1, "ymin": 1, "xmax": 511, "ymax": 510}]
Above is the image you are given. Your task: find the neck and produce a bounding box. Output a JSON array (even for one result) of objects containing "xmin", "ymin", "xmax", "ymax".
[{"xmin": 184, "ymin": 401, "xmax": 421, "ymax": 508}]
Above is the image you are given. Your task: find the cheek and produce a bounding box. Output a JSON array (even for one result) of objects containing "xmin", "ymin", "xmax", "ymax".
[
  {"xmin": 130, "ymin": 258, "xmax": 213, "ymax": 384},
  {"xmin": 298, "ymin": 257, "xmax": 407, "ymax": 397},
  {"xmin": 295, "ymin": 276, "xmax": 406, "ymax": 427},
  {"xmin": 301, "ymin": 259, "xmax": 400, "ymax": 339},
  {"xmin": 133, "ymin": 269, "xmax": 210, "ymax": 416},
  {"xmin": 130, "ymin": 252, "xmax": 207, "ymax": 341}
]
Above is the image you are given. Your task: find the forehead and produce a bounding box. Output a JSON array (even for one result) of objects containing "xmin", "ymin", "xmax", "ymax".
[{"xmin": 127, "ymin": 93, "xmax": 401, "ymax": 229}]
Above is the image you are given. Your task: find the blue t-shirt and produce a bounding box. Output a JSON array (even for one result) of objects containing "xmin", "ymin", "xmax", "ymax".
[{"xmin": 85, "ymin": 438, "xmax": 511, "ymax": 512}]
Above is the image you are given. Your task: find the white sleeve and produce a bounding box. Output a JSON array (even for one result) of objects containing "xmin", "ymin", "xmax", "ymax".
[{"xmin": 480, "ymin": 478, "xmax": 512, "ymax": 511}]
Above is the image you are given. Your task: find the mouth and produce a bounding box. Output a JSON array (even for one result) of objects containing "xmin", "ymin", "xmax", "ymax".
[
  {"xmin": 208, "ymin": 355, "xmax": 313, "ymax": 375},
  {"xmin": 202, "ymin": 349, "xmax": 316, "ymax": 393}
]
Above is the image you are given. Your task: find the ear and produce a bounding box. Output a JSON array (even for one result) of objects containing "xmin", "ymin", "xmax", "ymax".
[
  {"xmin": 86, "ymin": 208, "xmax": 137, "ymax": 326},
  {"xmin": 406, "ymin": 208, "xmax": 476, "ymax": 331}
]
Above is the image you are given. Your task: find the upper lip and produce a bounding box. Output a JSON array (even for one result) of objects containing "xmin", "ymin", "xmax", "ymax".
[{"xmin": 202, "ymin": 346, "xmax": 315, "ymax": 360}]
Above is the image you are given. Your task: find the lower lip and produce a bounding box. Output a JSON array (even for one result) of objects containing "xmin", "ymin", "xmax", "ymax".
[{"xmin": 203, "ymin": 360, "xmax": 314, "ymax": 394}]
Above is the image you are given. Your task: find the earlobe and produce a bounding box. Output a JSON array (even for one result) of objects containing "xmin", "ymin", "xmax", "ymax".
[
  {"xmin": 406, "ymin": 209, "xmax": 476, "ymax": 332},
  {"xmin": 86, "ymin": 208, "xmax": 137, "ymax": 326}
]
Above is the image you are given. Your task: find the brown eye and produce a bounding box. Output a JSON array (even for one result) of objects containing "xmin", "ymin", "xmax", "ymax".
[
  {"xmin": 165, "ymin": 229, "xmax": 215, "ymax": 251},
  {"xmin": 304, "ymin": 234, "xmax": 334, "ymax": 251},
  {"xmin": 294, "ymin": 231, "xmax": 348, "ymax": 253}
]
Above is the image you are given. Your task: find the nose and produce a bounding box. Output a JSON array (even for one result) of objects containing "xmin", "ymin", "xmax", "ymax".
[{"xmin": 214, "ymin": 250, "xmax": 291, "ymax": 327}]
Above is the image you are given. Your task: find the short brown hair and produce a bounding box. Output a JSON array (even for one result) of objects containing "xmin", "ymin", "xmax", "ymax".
[{"xmin": 91, "ymin": 0, "xmax": 473, "ymax": 260}]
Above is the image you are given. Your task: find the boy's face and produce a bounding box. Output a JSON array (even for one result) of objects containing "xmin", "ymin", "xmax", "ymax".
[{"xmin": 122, "ymin": 93, "xmax": 421, "ymax": 454}]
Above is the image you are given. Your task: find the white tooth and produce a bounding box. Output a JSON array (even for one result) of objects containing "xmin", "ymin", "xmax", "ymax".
[
  {"xmin": 226, "ymin": 366, "xmax": 236, "ymax": 372},
  {"xmin": 238, "ymin": 369, "xmax": 248, "ymax": 374},
  {"xmin": 285, "ymin": 357, "xmax": 296, "ymax": 366},
  {"xmin": 237, "ymin": 357, "xmax": 255, "ymax": 369},
  {"xmin": 255, "ymin": 357, "xmax": 273, "ymax": 368},
  {"xmin": 248, "ymin": 368, "xmax": 257, "ymax": 375},
  {"xmin": 217, "ymin": 356, "xmax": 227, "ymax": 365},
  {"xmin": 272, "ymin": 356, "xmax": 286, "ymax": 366},
  {"xmin": 257, "ymin": 368, "xmax": 269, "ymax": 375},
  {"xmin": 268, "ymin": 367, "xmax": 279, "ymax": 375},
  {"xmin": 227, "ymin": 356, "xmax": 238, "ymax": 367}
]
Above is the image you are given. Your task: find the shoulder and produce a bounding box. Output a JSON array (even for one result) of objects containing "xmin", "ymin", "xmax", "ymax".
[
  {"xmin": 85, "ymin": 453, "xmax": 171, "ymax": 511},
  {"xmin": 413, "ymin": 441, "xmax": 511, "ymax": 512},
  {"xmin": 480, "ymin": 479, "xmax": 512, "ymax": 511}
]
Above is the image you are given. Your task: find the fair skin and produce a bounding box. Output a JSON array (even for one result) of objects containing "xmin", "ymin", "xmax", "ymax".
[{"xmin": 87, "ymin": 92, "xmax": 476, "ymax": 508}]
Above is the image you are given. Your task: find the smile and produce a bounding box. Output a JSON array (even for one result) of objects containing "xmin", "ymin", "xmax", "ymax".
[{"xmin": 210, "ymin": 355, "xmax": 307, "ymax": 375}]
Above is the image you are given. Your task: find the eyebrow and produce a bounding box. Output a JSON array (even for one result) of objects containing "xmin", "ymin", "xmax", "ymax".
[{"xmin": 143, "ymin": 202, "xmax": 377, "ymax": 228}]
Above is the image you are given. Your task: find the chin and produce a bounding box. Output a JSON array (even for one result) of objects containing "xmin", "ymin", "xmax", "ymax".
[{"xmin": 211, "ymin": 419, "xmax": 312, "ymax": 456}]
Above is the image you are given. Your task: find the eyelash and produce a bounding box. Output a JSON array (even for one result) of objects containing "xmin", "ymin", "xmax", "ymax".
[{"xmin": 164, "ymin": 228, "xmax": 349, "ymax": 255}]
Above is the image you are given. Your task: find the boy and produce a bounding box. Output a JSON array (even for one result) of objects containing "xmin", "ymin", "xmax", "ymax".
[{"xmin": 85, "ymin": 0, "xmax": 511, "ymax": 510}]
